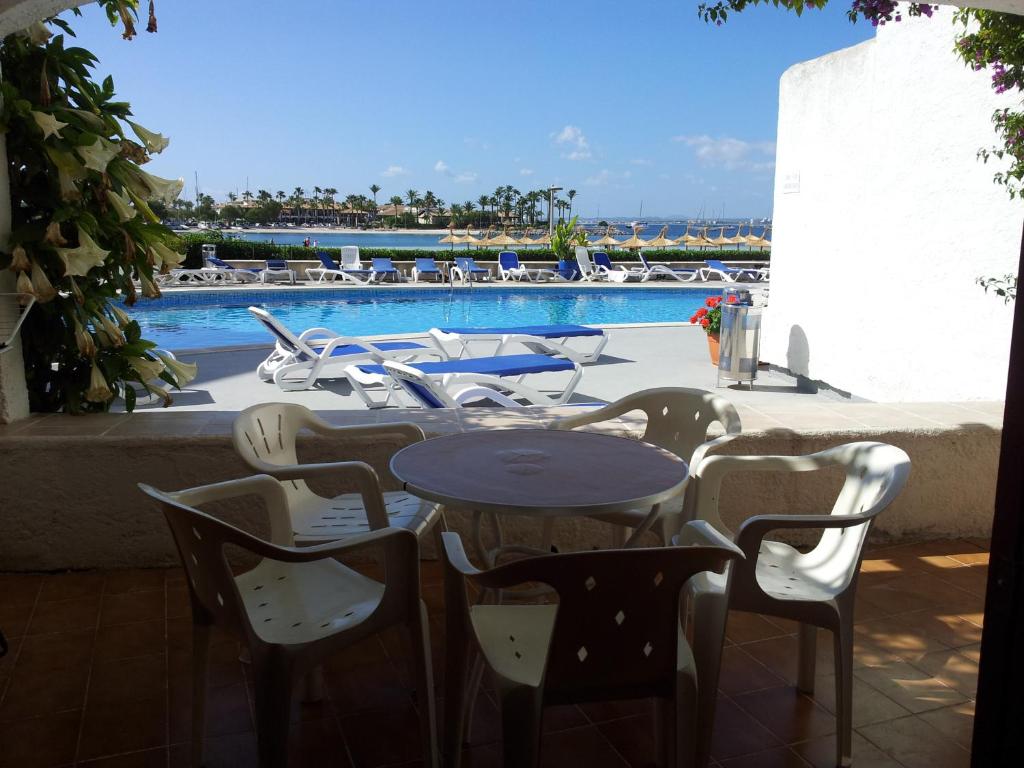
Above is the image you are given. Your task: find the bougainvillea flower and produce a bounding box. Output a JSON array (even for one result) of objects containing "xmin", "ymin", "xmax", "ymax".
[
  {"xmin": 57, "ymin": 227, "xmax": 110, "ymax": 277},
  {"xmin": 155, "ymin": 350, "xmax": 198, "ymax": 387},
  {"xmin": 77, "ymin": 137, "xmax": 121, "ymax": 173},
  {"xmin": 105, "ymin": 189, "xmax": 137, "ymax": 223},
  {"xmin": 30, "ymin": 260, "xmax": 57, "ymax": 302},
  {"xmin": 31, "ymin": 110, "xmax": 67, "ymax": 139},
  {"xmin": 126, "ymin": 120, "xmax": 170, "ymax": 154},
  {"xmin": 85, "ymin": 359, "xmax": 113, "ymax": 403}
]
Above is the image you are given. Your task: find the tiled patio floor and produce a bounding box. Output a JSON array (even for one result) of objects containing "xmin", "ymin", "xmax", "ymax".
[{"xmin": 0, "ymin": 538, "xmax": 988, "ymax": 768}]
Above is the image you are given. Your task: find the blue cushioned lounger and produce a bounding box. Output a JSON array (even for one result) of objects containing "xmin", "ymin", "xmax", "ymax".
[
  {"xmin": 429, "ymin": 324, "xmax": 610, "ymax": 363},
  {"xmin": 356, "ymin": 353, "xmax": 574, "ymax": 377}
]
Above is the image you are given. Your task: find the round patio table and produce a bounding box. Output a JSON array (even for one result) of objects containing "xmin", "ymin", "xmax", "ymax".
[{"xmin": 390, "ymin": 428, "xmax": 689, "ymax": 566}]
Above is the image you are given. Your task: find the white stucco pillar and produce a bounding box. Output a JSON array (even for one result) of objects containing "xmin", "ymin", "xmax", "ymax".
[{"xmin": 0, "ymin": 79, "xmax": 31, "ymax": 423}]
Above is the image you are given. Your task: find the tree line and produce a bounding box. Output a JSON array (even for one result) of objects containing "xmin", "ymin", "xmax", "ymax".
[{"xmin": 156, "ymin": 184, "xmax": 580, "ymax": 228}]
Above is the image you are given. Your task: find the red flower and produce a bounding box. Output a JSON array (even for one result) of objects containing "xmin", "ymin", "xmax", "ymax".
[
  {"xmin": 695, "ymin": 308, "xmax": 708, "ymax": 318},
  {"xmin": 700, "ymin": 318, "xmax": 710, "ymax": 328},
  {"xmin": 689, "ymin": 314, "xmax": 698, "ymax": 323},
  {"xmin": 705, "ymin": 297, "xmax": 716, "ymax": 308}
]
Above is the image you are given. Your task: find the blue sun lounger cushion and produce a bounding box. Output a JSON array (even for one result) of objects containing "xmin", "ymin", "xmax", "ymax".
[
  {"xmin": 356, "ymin": 353, "xmax": 575, "ymax": 377},
  {"xmin": 438, "ymin": 324, "xmax": 603, "ymax": 339}
]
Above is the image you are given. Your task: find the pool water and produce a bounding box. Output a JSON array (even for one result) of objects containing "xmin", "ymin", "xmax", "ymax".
[{"xmin": 129, "ymin": 286, "xmax": 714, "ymax": 350}]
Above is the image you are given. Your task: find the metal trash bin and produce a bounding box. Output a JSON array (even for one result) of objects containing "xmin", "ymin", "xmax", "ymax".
[
  {"xmin": 717, "ymin": 289, "xmax": 762, "ymax": 387},
  {"xmin": 201, "ymin": 243, "xmax": 217, "ymax": 267}
]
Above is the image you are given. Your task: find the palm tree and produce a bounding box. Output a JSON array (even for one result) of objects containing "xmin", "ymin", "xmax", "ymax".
[
  {"xmin": 292, "ymin": 187, "xmax": 305, "ymax": 223},
  {"xmin": 476, "ymin": 195, "xmax": 489, "ymax": 227},
  {"xmin": 227, "ymin": 192, "xmax": 238, "ymax": 203},
  {"xmin": 388, "ymin": 194, "xmax": 405, "ymax": 227},
  {"xmin": 324, "ymin": 187, "xmax": 338, "ymax": 225},
  {"xmin": 370, "ymin": 184, "xmax": 381, "ymax": 206},
  {"xmin": 241, "ymin": 189, "xmax": 253, "ymax": 205},
  {"xmin": 567, "ymin": 189, "xmax": 577, "ymax": 220},
  {"xmin": 450, "ymin": 203, "xmax": 464, "ymax": 226}
]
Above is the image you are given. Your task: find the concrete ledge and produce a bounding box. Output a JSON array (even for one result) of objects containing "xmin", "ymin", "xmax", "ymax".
[{"xmin": 0, "ymin": 406, "xmax": 1000, "ymax": 571}]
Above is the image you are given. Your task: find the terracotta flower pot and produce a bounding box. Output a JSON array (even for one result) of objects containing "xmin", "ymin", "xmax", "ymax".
[{"xmin": 706, "ymin": 332, "xmax": 720, "ymax": 365}]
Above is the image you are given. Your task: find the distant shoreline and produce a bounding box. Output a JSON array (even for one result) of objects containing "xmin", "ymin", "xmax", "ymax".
[{"xmin": 181, "ymin": 226, "xmax": 455, "ymax": 236}]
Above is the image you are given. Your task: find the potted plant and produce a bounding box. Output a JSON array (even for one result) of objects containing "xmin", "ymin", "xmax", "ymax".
[
  {"xmin": 550, "ymin": 215, "xmax": 586, "ymax": 279},
  {"xmin": 690, "ymin": 294, "xmax": 738, "ymax": 365}
]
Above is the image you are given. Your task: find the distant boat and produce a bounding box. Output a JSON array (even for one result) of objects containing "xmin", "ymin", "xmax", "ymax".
[{"xmin": 629, "ymin": 201, "xmax": 647, "ymax": 229}]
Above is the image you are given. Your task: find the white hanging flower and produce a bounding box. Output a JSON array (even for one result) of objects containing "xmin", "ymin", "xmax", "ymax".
[
  {"xmin": 31, "ymin": 111, "xmax": 68, "ymax": 140},
  {"xmin": 146, "ymin": 381, "xmax": 173, "ymax": 408},
  {"xmin": 149, "ymin": 241, "xmax": 185, "ymax": 270},
  {"xmin": 16, "ymin": 269, "xmax": 34, "ymax": 297},
  {"xmin": 46, "ymin": 148, "xmax": 83, "ymax": 201},
  {"xmin": 57, "ymin": 227, "xmax": 110, "ymax": 277},
  {"xmin": 105, "ymin": 189, "xmax": 137, "ymax": 223},
  {"xmin": 139, "ymin": 271, "xmax": 161, "ymax": 298},
  {"xmin": 126, "ymin": 120, "xmax": 170, "ymax": 154},
  {"xmin": 154, "ymin": 351, "xmax": 198, "ymax": 387},
  {"xmin": 9, "ymin": 245, "xmax": 30, "ymax": 272},
  {"xmin": 109, "ymin": 303, "xmax": 132, "ymax": 328},
  {"xmin": 128, "ymin": 355, "xmax": 164, "ymax": 382},
  {"xmin": 96, "ymin": 313, "xmax": 125, "ymax": 347},
  {"xmin": 44, "ymin": 222, "xmax": 67, "ymax": 246},
  {"xmin": 85, "ymin": 359, "xmax": 113, "ymax": 403},
  {"xmin": 73, "ymin": 318, "xmax": 96, "ymax": 357},
  {"xmin": 30, "ymin": 261, "xmax": 57, "ymax": 303},
  {"xmin": 23, "ymin": 21, "xmax": 52, "ymax": 44},
  {"xmin": 117, "ymin": 163, "xmax": 183, "ymax": 204},
  {"xmin": 76, "ymin": 138, "xmax": 120, "ymax": 173}
]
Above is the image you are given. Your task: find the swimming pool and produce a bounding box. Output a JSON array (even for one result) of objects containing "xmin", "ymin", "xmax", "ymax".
[{"xmin": 129, "ymin": 286, "xmax": 714, "ymax": 350}]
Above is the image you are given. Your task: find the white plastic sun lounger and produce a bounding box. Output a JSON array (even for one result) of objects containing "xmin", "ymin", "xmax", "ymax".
[
  {"xmin": 249, "ymin": 307, "xmax": 445, "ymax": 391},
  {"xmin": 638, "ymin": 253, "xmax": 701, "ymax": 282},
  {"xmin": 498, "ymin": 251, "xmax": 561, "ymax": 282},
  {"xmin": 592, "ymin": 252, "xmax": 647, "ymax": 283},
  {"xmin": 306, "ymin": 251, "xmax": 371, "ymax": 285},
  {"xmin": 428, "ymin": 324, "xmax": 610, "ymax": 364},
  {"xmin": 348, "ymin": 353, "xmax": 583, "ymax": 409},
  {"xmin": 574, "ymin": 246, "xmax": 607, "ymax": 282}
]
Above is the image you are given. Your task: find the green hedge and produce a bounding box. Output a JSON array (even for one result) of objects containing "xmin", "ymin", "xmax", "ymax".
[{"xmin": 177, "ymin": 234, "xmax": 769, "ymax": 270}]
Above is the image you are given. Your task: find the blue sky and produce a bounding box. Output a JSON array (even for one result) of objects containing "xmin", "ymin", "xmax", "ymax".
[{"xmin": 68, "ymin": 0, "xmax": 874, "ymax": 218}]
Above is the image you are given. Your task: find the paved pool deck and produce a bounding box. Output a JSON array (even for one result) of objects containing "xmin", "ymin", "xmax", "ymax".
[{"xmin": 105, "ymin": 323, "xmax": 1004, "ymax": 434}]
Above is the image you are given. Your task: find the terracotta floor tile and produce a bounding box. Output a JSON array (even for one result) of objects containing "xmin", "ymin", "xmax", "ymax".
[
  {"xmin": 791, "ymin": 731, "xmax": 902, "ymax": 768},
  {"xmin": 595, "ymin": 712, "xmax": 657, "ymax": 768},
  {"xmin": 286, "ymin": 717, "xmax": 353, "ymax": 768},
  {"xmin": 88, "ymin": 655, "xmax": 167, "ymax": 705},
  {"xmin": 0, "ymin": 710, "xmax": 81, "ymax": 768},
  {"xmin": 933, "ymin": 566, "xmax": 990, "ymax": 597},
  {"xmin": 578, "ymin": 697, "xmax": 653, "ymax": 724},
  {"xmin": 908, "ymin": 649, "xmax": 979, "ymax": 699},
  {"xmin": 717, "ymin": 646, "xmax": 786, "ymax": 696},
  {"xmin": 0, "ymin": 662, "xmax": 89, "ymax": 721},
  {"xmin": 340, "ymin": 701, "xmax": 434, "ymax": 767},
  {"xmin": 169, "ymin": 681, "xmax": 251, "ymax": 743},
  {"xmin": 78, "ymin": 747, "xmax": 169, "ymax": 768},
  {"xmin": 103, "ymin": 569, "xmax": 167, "ymax": 595},
  {"xmin": 14, "ymin": 628, "xmax": 95, "ymax": 672},
  {"xmin": 25, "ymin": 595, "xmax": 100, "ymax": 636},
  {"xmin": 77, "ymin": 693, "xmax": 167, "ymax": 761},
  {"xmin": 710, "ymin": 696, "xmax": 783, "ymax": 761},
  {"xmin": 0, "ymin": 602, "xmax": 34, "ymax": 639},
  {"xmin": 947, "ymin": 550, "xmax": 989, "ymax": 566},
  {"xmin": 94, "ymin": 620, "xmax": 166, "ymax": 662},
  {"xmin": 732, "ymin": 686, "xmax": 835, "ymax": 744},
  {"xmin": 0, "ymin": 575, "xmax": 42, "ymax": 608},
  {"xmin": 718, "ymin": 746, "xmax": 811, "ymax": 767},
  {"xmin": 170, "ymin": 732, "xmax": 257, "ymax": 768},
  {"xmin": 168, "ymin": 642, "xmax": 245, "ymax": 689},
  {"xmin": 725, "ymin": 612, "xmax": 793, "ymax": 645},
  {"xmin": 326, "ymin": 657, "xmax": 415, "ymax": 715},
  {"xmin": 37, "ymin": 572, "xmax": 106, "ymax": 603},
  {"xmin": 438, "ymin": 692, "xmax": 502, "ymax": 747},
  {"xmin": 858, "ymin": 714, "xmax": 971, "ymax": 768},
  {"xmin": 854, "ymin": 661, "xmax": 967, "ymax": 714},
  {"xmin": 956, "ymin": 643, "xmax": 981, "ymax": 664},
  {"xmin": 855, "ymin": 616, "xmax": 950, "ymax": 662},
  {"xmin": 857, "ymin": 573, "xmax": 979, "ymax": 617},
  {"xmin": 889, "ymin": 610, "xmax": 984, "ymax": 649},
  {"xmin": 809, "ymin": 674, "xmax": 911, "ymax": 727},
  {"xmin": 538, "ymin": 725, "xmax": 629, "ymax": 768},
  {"xmin": 99, "ymin": 591, "xmax": 165, "ymax": 627},
  {"xmin": 542, "ymin": 704, "xmax": 589, "ymax": 733},
  {"xmin": 917, "ymin": 701, "xmax": 975, "ymax": 751},
  {"xmin": 165, "ymin": 584, "xmax": 190, "ymax": 620}
]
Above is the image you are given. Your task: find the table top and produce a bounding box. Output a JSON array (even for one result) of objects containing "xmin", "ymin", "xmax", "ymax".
[{"xmin": 390, "ymin": 428, "xmax": 688, "ymax": 517}]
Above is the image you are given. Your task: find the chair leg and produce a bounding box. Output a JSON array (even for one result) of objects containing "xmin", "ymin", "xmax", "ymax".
[
  {"xmin": 190, "ymin": 622, "xmax": 212, "ymax": 768},
  {"xmin": 250, "ymin": 656, "xmax": 294, "ymax": 768},
  {"xmin": 690, "ymin": 591, "xmax": 728, "ymax": 768},
  {"xmin": 797, "ymin": 623, "xmax": 817, "ymax": 694},
  {"xmin": 444, "ymin": 624, "xmax": 471, "ymax": 767},
  {"xmin": 832, "ymin": 615, "xmax": 855, "ymax": 768},
  {"xmin": 409, "ymin": 603, "xmax": 439, "ymax": 768},
  {"xmin": 496, "ymin": 684, "xmax": 544, "ymax": 768}
]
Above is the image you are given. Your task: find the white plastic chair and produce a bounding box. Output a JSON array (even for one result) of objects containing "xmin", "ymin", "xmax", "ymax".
[
  {"xmin": 687, "ymin": 441, "xmax": 911, "ymax": 768},
  {"xmin": 549, "ymin": 387, "xmax": 742, "ymax": 544},
  {"xmin": 574, "ymin": 246, "xmax": 606, "ymax": 282},
  {"xmin": 441, "ymin": 522, "xmax": 743, "ymax": 768},
  {"xmin": 232, "ymin": 403, "xmax": 445, "ymax": 544},
  {"xmin": 140, "ymin": 476, "xmax": 438, "ymax": 768}
]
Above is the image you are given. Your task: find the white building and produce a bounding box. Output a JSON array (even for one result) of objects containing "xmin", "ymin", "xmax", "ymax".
[{"xmin": 763, "ymin": 6, "xmax": 1022, "ymax": 402}]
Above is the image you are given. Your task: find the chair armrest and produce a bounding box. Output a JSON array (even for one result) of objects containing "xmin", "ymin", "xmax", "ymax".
[
  {"xmin": 733, "ymin": 512, "xmax": 875, "ymax": 561},
  {"xmin": 689, "ymin": 432, "xmax": 739, "ymax": 469},
  {"xmin": 441, "ymin": 531, "xmax": 482, "ymax": 578},
  {"xmin": 303, "ymin": 416, "xmax": 426, "ymax": 448},
  {"xmin": 160, "ymin": 474, "xmax": 287, "ymax": 511},
  {"xmin": 254, "ymin": 460, "xmax": 391, "ymax": 530},
  {"xmin": 547, "ymin": 399, "xmax": 626, "ymax": 431},
  {"xmin": 296, "ymin": 327, "xmax": 341, "ymax": 342},
  {"xmin": 266, "ymin": 526, "xmax": 416, "ymax": 563},
  {"xmin": 674, "ymin": 520, "xmax": 744, "ymax": 560}
]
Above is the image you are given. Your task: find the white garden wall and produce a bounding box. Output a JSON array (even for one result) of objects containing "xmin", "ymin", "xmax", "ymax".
[{"xmin": 764, "ymin": 8, "xmax": 1022, "ymax": 402}]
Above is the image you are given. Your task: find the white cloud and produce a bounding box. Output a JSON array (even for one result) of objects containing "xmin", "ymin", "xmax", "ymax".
[
  {"xmin": 630, "ymin": 158, "xmax": 653, "ymax": 166},
  {"xmin": 434, "ymin": 160, "xmax": 449, "ymax": 173},
  {"xmin": 520, "ymin": 168, "xmax": 534, "ymax": 176},
  {"xmin": 671, "ymin": 135, "xmax": 776, "ymax": 171},
  {"xmin": 454, "ymin": 171, "xmax": 478, "ymax": 183},
  {"xmin": 434, "ymin": 160, "xmax": 477, "ymax": 183},
  {"xmin": 553, "ymin": 125, "xmax": 592, "ymax": 160},
  {"xmin": 381, "ymin": 165, "xmax": 409, "ymax": 177},
  {"xmin": 584, "ymin": 169, "xmax": 632, "ymax": 187}
]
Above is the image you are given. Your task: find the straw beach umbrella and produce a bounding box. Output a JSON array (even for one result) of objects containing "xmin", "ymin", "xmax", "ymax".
[
  {"xmin": 438, "ymin": 226, "xmax": 460, "ymax": 252},
  {"xmin": 455, "ymin": 227, "xmax": 483, "ymax": 250},
  {"xmin": 691, "ymin": 227, "xmax": 716, "ymax": 249},
  {"xmin": 707, "ymin": 227, "xmax": 733, "ymax": 249},
  {"xmin": 675, "ymin": 224, "xmax": 703, "ymax": 249},
  {"xmin": 615, "ymin": 225, "xmax": 650, "ymax": 251},
  {"xmin": 590, "ymin": 226, "xmax": 623, "ymax": 248},
  {"xmin": 645, "ymin": 225, "xmax": 676, "ymax": 250},
  {"xmin": 485, "ymin": 229, "xmax": 521, "ymax": 249},
  {"xmin": 727, "ymin": 224, "xmax": 748, "ymax": 247},
  {"xmin": 746, "ymin": 226, "xmax": 772, "ymax": 250}
]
